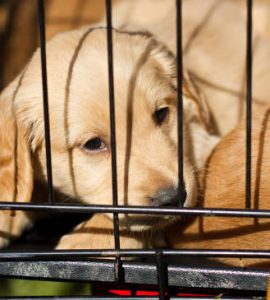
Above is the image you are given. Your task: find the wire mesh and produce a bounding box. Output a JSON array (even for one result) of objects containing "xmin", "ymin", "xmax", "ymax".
[
  {"xmin": 37, "ymin": 0, "xmax": 54, "ymax": 204},
  {"xmin": 245, "ymin": 0, "xmax": 253, "ymax": 209},
  {"xmin": 176, "ymin": 0, "xmax": 184, "ymax": 207},
  {"xmin": 105, "ymin": 0, "xmax": 122, "ymax": 283}
]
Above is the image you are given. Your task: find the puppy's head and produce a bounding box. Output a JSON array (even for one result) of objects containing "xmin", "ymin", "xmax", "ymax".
[{"xmin": 0, "ymin": 28, "xmax": 218, "ymax": 230}]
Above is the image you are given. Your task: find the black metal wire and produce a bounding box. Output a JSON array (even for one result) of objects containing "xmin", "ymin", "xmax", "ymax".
[
  {"xmin": 156, "ymin": 251, "xmax": 167, "ymax": 300},
  {"xmin": 105, "ymin": 0, "xmax": 121, "ymax": 282},
  {"xmin": 37, "ymin": 0, "xmax": 54, "ymax": 204},
  {"xmin": 176, "ymin": 0, "xmax": 184, "ymax": 207},
  {"xmin": 245, "ymin": 0, "xmax": 253, "ymax": 209},
  {"xmin": 2, "ymin": 202, "xmax": 270, "ymax": 218}
]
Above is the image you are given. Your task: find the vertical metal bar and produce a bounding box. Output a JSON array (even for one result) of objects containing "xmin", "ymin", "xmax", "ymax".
[
  {"xmin": 176, "ymin": 0, "xmax": 184, "ymax": 207},
  {"xmin": 156, "ymin": 250, "xmax": 167, "ymax": 300},
  {"xmin": 105, "ymin": 0, "xmax": 121, "ymax": 281},
  {"xmin": 246, "ymin": 0, "xmax": 253, "ymax": 209},
  {"xmin": 37, "ymin": 0, "xmax": 54, "ymax": 204}
]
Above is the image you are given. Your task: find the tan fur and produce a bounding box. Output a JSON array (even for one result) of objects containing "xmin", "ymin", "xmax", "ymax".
[
  {"xmin": 57, "ymin": 214, "xmax": 143, "ymax": 250},
  {"xmin": 0, "ymin": 73, "xmax": 33, "ymax": 247},
  {"xmin": 169, "ymin": 103, "xmax": 270, "ymax": 268}
]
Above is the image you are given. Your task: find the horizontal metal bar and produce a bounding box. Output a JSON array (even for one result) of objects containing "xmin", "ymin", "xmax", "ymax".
[
  {"xmin": 1, "ymin": 202, "xmax": 270, "ymax": 218},
  {"xmin": 0, "ymin": 260, "xmax": 268, "ymax": 291},
  {"xmin": 1, "ymin": 249, "xmax": 270, "ymax": 259}
]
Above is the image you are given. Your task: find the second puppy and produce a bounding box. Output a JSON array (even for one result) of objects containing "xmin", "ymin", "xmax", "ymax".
[{"xmin": 168, "ymin": 103, "xmax": 270, "ymax": 268}]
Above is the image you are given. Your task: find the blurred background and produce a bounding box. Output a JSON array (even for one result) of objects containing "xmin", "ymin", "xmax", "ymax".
[{"xmin": 0, "ymin": 0, "xmax": 119, "ymax": 91}]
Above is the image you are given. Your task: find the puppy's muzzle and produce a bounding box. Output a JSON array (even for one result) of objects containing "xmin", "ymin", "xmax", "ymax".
[{"xmin": 151, "ymin": 186, "xmax": 187, "ymax": 207}]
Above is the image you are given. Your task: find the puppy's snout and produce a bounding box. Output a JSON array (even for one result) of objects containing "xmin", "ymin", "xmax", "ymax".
[{"xmin": 151, "ymin": 186, "xmax": 187, "ymax": 207}]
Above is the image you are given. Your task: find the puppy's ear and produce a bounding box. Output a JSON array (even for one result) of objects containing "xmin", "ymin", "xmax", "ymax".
[
  {"xmin": 183, "ymin": 71, "xmax": 216, "ymax": 134},
  {"xmin": 0, "ymin": 93, "xmax": 33, "ymax": 203},
  {"xmin": 150, "ymin": 38, "xmax": 214, "ymax": 132},
  {"xmin": 183, "ymin": 72, "xmax": 220, "ymax": 170}
]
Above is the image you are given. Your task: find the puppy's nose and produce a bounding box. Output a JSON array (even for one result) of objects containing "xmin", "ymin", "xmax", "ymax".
[{"xmin": 151, "ymin": 186, "xmax": 187, "ymax": 207}]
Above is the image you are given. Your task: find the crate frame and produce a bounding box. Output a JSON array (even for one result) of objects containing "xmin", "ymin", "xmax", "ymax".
[{"xmin": 0, "ymin": 0, "xmax": 267, "ymax": 299}]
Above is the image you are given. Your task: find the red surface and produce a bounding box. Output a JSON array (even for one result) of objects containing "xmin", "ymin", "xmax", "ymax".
[{"xmin": 107, "ymin": 289, "xmax": 212, "ymax": 297}]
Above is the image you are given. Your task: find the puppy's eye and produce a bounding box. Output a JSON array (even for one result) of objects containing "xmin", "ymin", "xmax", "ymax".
[
  {"xmin": 82, "ymin": 138, "xmax": 107, "ymax": 152},
  {"xmin": 154, "ymin": 107, "xmax": 169, "ymax": 125}
]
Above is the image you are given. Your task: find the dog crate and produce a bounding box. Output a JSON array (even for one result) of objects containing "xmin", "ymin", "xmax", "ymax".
[{"xmin": 0, "ymin": 0, "xmax": 269, "ymax": 298}]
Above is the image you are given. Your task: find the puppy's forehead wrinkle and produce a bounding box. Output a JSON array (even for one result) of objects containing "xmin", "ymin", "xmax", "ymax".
[
  {"xmin": 62, "ymin": 29, "xmax": 178, "ymax": 145},
  {"xmin": 62, "ymin": 27, "xmax": 108, "ymax": 198},
  {"xmin": 150, "ymin": 43, "xmax": 176, "ymax": 77}
]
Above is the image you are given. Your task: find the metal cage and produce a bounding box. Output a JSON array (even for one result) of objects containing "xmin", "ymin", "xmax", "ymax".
[{"xmin": 0, "ymin": 0, "xmax": 269, "ymax": 299}]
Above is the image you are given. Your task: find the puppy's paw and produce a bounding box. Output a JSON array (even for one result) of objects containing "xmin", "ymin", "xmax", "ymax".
[
  {"xmin": 56, "ymin": 231, "xmax": 115, "ymax": 249},
  {"xmin": 55, "ymin": 214, "xmax": 143, "ymax": 250},
  {"xmin": 0, "ymin": 211, "xmax": 32, "ymax": 249}
]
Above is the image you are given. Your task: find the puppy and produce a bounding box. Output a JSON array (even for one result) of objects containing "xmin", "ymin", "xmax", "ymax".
[
  {"xmin": 168, "ymin": 103, "xmax": 270, "ymax": 268},
  {"xmin": 0, "ymin": 26, "xmax": 217, "ymax": 249}
]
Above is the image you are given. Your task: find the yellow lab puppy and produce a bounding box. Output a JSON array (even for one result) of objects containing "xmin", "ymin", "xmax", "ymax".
[{"xmin": 0, "ymin": 27, "xmax": 217, "ymax": 248}]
